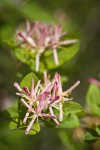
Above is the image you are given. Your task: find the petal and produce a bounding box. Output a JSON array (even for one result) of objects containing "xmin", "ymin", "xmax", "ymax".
[
  {"xmin": 18, "ymin": 32, "xmax": 36, "ymax": 48},
  {"xmin": 60, "ymin": 31, "xmax": 68, "ymax": 38},
  {"xmin": 53, "ymin": 48, "xmax": 59, "ymax": 65},
  {"xmin": 50, "ymin": 96, "xmax": 60, "ymax": 104},
  {"xmin": 49, "ymin": 106, "xmax": 60, "ymax": 125},
  {"xmin": 40, "ymin": 113, "xmax": 56, "ymax": 119},
  {"xmin": 14, "ymin": 82, "xmax": 22, "ymax": 92},
  {"xmin": 63, "ymin": 80, "xmax": 80, "ymax": 95},
  {"xmin": 26, "ymin": 19, "xmax": 31, "ymax": 33},
  {"xmin": 23, "ymin": 101, "xmax": 33, "ymax": 123},
  {"xmin": 23, "ymin": 87, "xmax": 30, "ymax": 95},
  {"xmin": 25, "ymin": 115, "xmax": 37, "ymax": 134},
  {"xmin": 30, "ymin": 79, "xmax": 34, "ymax": 99},
  {"xmin": 37, "ymin": 96, "xmax": 50, "ymax": 113},
  {"xmin": 51, "ymin": 81, "xmax": 58, "ymax": 100},
  {"xmin": 40, "ymin": 82, "xmax": 52, "ymax": 94},
  {"xmin": 87, "ymin": 77, "xmax": 100, "ymax": 87},
  {"xmin": 34, "ymin": 80, "xmax": 41, "ymax": 95},
  {"xmin": 59, "ymin": 39, "xmax": 77, "ymax": 45},
  {"xmin": 21, "ymin": 98, "xmax": 35, "ymax": 114},
  {"xmin": 59, "ymin": 102, "xmax": 63, "ymax": 122}
]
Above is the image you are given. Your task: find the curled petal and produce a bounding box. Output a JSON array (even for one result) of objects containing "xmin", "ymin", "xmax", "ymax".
[
  {"xmin": 49, "ymin": 106, "xmax": 60, "ymax": 125},
  {"xmin": 50, "ymin": 96, "xmax": 60, "ymax": 104},
  {"xmin": 23, "ymin": 87, "xmax": 30, "ymax": 95},
  {"xmin": 18, "ymin": 32, "xmax": 36, "ymax": 48},
  {"xmin": 51, "ymin": 81, "xmax": 58, "ymax": 100}
]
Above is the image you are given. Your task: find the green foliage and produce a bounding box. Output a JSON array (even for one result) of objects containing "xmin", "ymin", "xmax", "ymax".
[
  {"xmin": 57, "ymin": 102, "xmax": 85, "ymax": 128},
  {"xmin": 58, "ymin": 130, "xmax": 86, "ymax": 150},
  {"xmin": 5, "ymin": 72, "xmax": 85, "ymax": 135},
  {"xmin": 0, "ymin": 0, "xmax": 100, "ymax": 150},
  {"xmin": 42, "ymin": 42, "xmax": 80, "ymax": 70},
  {"xmin": 6, "ymin": 40, "xmax": 80, "ymax": 72},
  {"xmin": 9, "ymin": 118, "xmax": 40, "ymax": 135},
  {"xmin": 63, "ymin": 101, "xmax": 85, "ymax": 114},
  {"xmin": 20, "ymin": 72, "xmax": 38, "ymax": 88},
  {"xmin": 86, "ymin": 84, "xmax": 100, "ymax": 117},
  {"xmin": 58, "ymin": 114, "xmax": 80, "ymax": 128},
  {"xmin": 84, "ymin": 129, "xmax": 100, "ymax": 143}
]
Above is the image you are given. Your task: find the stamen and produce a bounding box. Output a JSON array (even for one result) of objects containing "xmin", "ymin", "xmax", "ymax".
[
  {"xmin": 59, "ymin": 102, "xmax": 63, "ymax": 122},
  {"xmin": 53, "ymin": 48, "xmax": 59, "ymax": 65}
]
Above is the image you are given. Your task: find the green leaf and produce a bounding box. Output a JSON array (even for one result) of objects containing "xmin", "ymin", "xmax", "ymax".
[
  {"xmin": 20, "ymin": 72, "xmax": 38, "ymax": 89},
  {"xmin": 9, "ymin": 118, "xmax": 18, "ymax": 130},
  {"xmin": 9, "ymin": 118, "xmax": 40, "ymax": 135},
  {"xmin": 5, "ymin": 39, "xmax": 16, "ymax": 48},
  {"xmin": 95, "ymin": 125, "xmax": 100, "ymax": 136},
  {"xmin": 84, "ymin": 130, "xmax": 99, "ymax": 142},
  {"xmin": 18, "ymin": 72, "xmax": 38, "ymax": 121},
  {"xmin": 58, "ymin": 114, "xmax": 80, "ymax": 128},
  {"xmin": 28, "ymin": 123, "xmax": 40, "ymax": 135},
  {"xmin": 63, "ymin": 101, "xmax": 85, "ymax": 114},
  {"xmin": 86, "ymin": 84, "xmax": 100, "ymax": 116},
  {"xmin": 12, "ymin": 41, "xmax": 79, "ymax": 72},
  {"xmin": 42, "ymin": 41, "xmax": 80, "ymax": 70}
]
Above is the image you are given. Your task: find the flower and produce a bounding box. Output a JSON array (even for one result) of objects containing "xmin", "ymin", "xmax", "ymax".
[
  {"xmin": 14, "ymin": 72, "xmax": 80, "ymax": 134},
  {"xmin": 87, "ymin": 77, "xmax": 100, "ymax": 87},
  {"xmin": 16, "ymin": 20, "xmax": 77, "ymax": 72}
]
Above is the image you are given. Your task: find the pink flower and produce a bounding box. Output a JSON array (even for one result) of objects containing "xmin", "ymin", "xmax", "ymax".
[
  {"xmin": 14, "ymin": 72, "xmax": 80, "ymax": 134},
  {"xmin": 87, "ymin": 77, "xmax": 100, "ymax": 87},
  {"xmin": 16, "ymin": 20, "xmax": 77, "ymax": 72}
]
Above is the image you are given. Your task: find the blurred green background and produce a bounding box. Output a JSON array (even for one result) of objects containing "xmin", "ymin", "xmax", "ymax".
[{"xmin": 0, "ymin": 0, "xmax": 100, "ymax": 150}]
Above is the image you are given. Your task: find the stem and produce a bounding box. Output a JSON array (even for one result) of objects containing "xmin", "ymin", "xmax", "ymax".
[
  {"xmin": 36, "ymin": 53, "xmax": 40, "ymax": 72},
  {"xmin": 53, "ymin": 48, "xmax": 59, "ymax": 65}
]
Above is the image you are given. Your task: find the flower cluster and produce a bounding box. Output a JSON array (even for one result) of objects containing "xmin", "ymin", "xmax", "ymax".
[
  {"xmin": 16, "ymin": 20, "xmax": 77, "ymax": 72},
  {"xmin": 14, "ymin": 72, "xmax": 80, "ymax": 134}
]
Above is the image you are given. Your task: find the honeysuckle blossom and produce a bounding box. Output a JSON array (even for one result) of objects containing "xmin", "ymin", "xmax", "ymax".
[
  {"xmin": 87, "ymin": 77, "xmax": 100, "ymax": 87},
  {"xmin": 14, "ymin": 72, "xmax": 80, "ymax": 134},
  {"xmin": 16, "ymin": 20, "xmax": 77, "ymax": 72}
]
